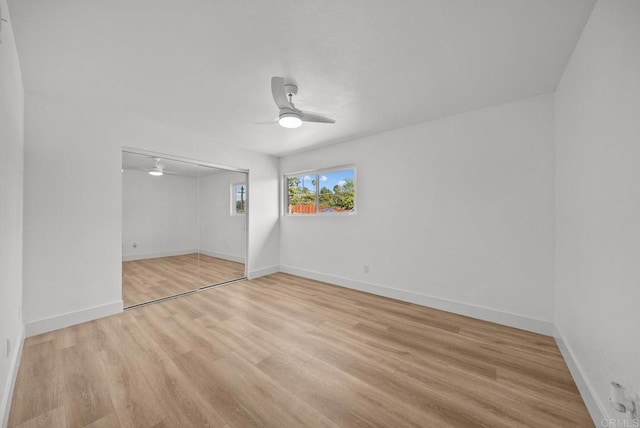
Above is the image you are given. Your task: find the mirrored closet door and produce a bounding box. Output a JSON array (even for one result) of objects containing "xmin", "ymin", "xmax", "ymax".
[{"xmin": 121, "ymin": 150, "xmax": 247, "ymax": 308}]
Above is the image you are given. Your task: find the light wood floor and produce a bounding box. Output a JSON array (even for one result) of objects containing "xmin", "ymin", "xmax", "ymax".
[
  {"xmin": 122, "ymin": 253, "xmax": 245, "ymax": 307},
  {"xmin": 9, "ymin": 273, "xmax": 592, "ymax": 427}
]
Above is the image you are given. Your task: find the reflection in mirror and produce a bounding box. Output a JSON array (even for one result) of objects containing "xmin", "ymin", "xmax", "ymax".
[
  {"xmin": 196, "ymin": 164, "xmax": 246, "ymax": 288},
  {"xmin": 121, "ymin": 151, "xmax": 247, "ymax": 308}
]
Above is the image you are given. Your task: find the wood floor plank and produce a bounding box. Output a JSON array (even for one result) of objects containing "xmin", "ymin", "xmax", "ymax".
[
  {"xmin": 257, "ymin": 353, "xmax": 442, "ymax": 428},
  {"xmin": 10, "ymin": 273, "xmax": 593, "ymax": 427},
  {"xmin": 8, "ymin": 340, "xmax": 65, "ymax": 426},
  {"xmin": 13, "ymin": 406, "xmax": 66, "ymax": 428},
  {"xmin": 176, "ymin": 350, "xmax": 339, "ymax": 428},
  {"xmin": 123, "ymin": 253, "xmax": 245, "ymax": 307},
  {"xmin": 60, "ymin": 344, "xmax": 115, "ymax": 427},
  {"xmin": 94, "ymin": 347, "xmax": 165, "ymax": 428}
]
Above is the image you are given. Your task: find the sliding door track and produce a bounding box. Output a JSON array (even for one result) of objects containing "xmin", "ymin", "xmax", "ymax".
[{"xmin": 124, "ymin": 277, "xmax": 248, "ymax": 310}]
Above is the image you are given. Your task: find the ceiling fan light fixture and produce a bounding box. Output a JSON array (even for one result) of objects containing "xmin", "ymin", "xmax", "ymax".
[{"xmin": 279, "ymin": 112, "xmax": 302, "ymax": 129}]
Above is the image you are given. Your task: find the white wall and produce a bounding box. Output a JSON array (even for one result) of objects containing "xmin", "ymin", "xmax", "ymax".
[
  {"xmin": 123, "ymin": 168, "xmax": 247, "ymax": 264},
  {"xmin": 555, "ymin": 0, "xmax": 640, "ymax": 423},
  {"xmin": 122, "ymin": 170, "xmax": 198, "ymax": 260},
  {"xmin": 280, "ymin": 94, "xmax": 556, "ymax": 333},
  {"xmin": 199, "ymin": 171, "xmax": 247, "ymax": 263},
  {"xmin": 22, "ymin": 95, "xmax": 280, "ymax": 336},
  {"xmin": 0, "ymin": 0, "xmax": 24, "ymax": 424}
]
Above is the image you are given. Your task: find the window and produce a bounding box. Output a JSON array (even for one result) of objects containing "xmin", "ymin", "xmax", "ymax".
[
  {"xmin": 285, "ymin": 167, "xmax": 355, "ymax": 215},
  {"xmin": 232, "ymin": 183, "xmax": 246, "ymax": 215}
]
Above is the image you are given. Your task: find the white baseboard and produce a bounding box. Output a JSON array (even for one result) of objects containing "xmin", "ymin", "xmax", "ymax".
[
  {"xmin": 279, "ymin": 266, "xmax": 553, "ymax": 336},
  {"xmin": 122, "ymin": 249, "xmax": 198, "ymax": 262},
  {"xmin": 554, "ymin": 325, "xmax": 606, "ymax": 426},
  {"xmin": 25, "ymin": 301, "xmax": 123, "ymax": 337},
  {"xmin": 1, "ymin": 324, "xmax": 24, "ymax": 428},
  {"xmin": 198, "ymin": 250, "xmax": 246, "ymax": 264},
  {"xmin": 248, "ymin": 265, "xmax": 280, "ymax": 279},
  {"xmin": 123, "ymin": 249, "xmax": 246, "ymax": 264}
]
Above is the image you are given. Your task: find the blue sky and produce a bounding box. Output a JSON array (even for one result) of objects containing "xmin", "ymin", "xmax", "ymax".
[{"xmin": 298, "ymin": 169, "xmax": 354, "ymax": 192}]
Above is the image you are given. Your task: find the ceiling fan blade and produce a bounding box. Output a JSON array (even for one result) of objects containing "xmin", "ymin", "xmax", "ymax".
[
  {"xmin": 300, "ymin": 111, "xmax": 335, "ymax": 124},
  {"xmin": 271, "ymin": 76, "xmax": 291, "ymax": 109}
]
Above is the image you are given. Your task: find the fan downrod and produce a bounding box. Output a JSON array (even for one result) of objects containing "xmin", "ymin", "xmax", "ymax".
[{"xmin": 284, "ymin": 84, "xmax": 298, "ymax": 96}]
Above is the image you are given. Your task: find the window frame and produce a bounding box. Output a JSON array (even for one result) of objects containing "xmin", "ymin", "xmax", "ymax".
[
  {"xmin": 231, "ymin": 182, "xmax": 247, "ymax": 216},
  {"xmin": 283, "ymin": 164, "xmax": 357, "ymax": 216}
]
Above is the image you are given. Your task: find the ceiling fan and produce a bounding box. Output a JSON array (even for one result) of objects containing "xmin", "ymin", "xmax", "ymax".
[
  {"xmin": 267, "ymin": 76, "xmax": 335, "ymax": 128},
  {"xmin": 146, "ymin": 158, "xmax": 178, "ymax": 176},
  {"xmin": 125, "ymin": 158, "xmax": 178, "ymax": 176}
]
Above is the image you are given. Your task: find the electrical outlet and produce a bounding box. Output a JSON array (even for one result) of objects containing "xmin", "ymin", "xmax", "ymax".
[{"xmin": 364, "ymin": 265, "xmax": 370, "ymax": 273}]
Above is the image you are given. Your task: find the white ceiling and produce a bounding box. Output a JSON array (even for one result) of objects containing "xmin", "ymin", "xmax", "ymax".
[{"xmin": 9, "ymin": 0, "xmax": 595, "ymax": 156}]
